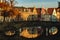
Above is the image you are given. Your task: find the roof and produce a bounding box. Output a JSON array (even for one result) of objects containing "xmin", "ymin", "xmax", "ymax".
[
  {"xmin": 47, "ymin": 8, "xmax": 60, "ymax": 15},
  {"xmin": 47, "ymin": 8, "xmax": 54, "ymax": 15},
  {"xmin": 12, "ymin": 7, "xmax": 60, "ymax": 15}
]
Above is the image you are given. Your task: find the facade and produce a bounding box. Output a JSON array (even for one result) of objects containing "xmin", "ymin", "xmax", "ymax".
[
  {"xmin": 52, "ymin": 8, "xmax": 57, "ymax": 17},
  {"xmin": 20, "ymin": 7, "xmax": 38, "ymax": 21},
  {"xmin": 56, "ymin": 9, "xmax": 60, "ymax": 21},
  {"xmin": 52, "ymin": 8, "xmax": 57, "ymax": 21},
  {"xmin": 41, "ymin": 8, "xmax": 51, "ymax": 21},
  {"xmin": 0, "ymin": 7, "xmax": 60, "ymax": 22}
]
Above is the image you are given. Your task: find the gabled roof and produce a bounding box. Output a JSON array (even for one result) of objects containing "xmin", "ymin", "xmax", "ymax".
[
  {"xmin": 47, "ymin": 8, "xmax": 59, "ymax": 15},
  {"xmin": 13, "ymin": 7, "xmax": 60, "ymax": 15},
  {"xmin": 52, "ymin": 8, "xmax": 57, "ymax": 16},
  {"xmin": 41, "ymin": 7, "xmax": 46, "ymax": 15},
  {"xmin": 47, "ymin": 8, "xmax": 54, "ymax": 15},
  {"xmin": 36, "ymin": 8, "xmax": 41, "ymax": 14}
]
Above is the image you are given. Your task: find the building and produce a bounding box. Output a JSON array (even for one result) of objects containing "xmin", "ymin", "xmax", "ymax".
[
  {"xmin": 52, "ymin": 8, "xmax": 57, "ymax": 17},
  {"xmin": 20, "ymin": 7, "xmax": 38, "ymax": 21},
  {"xmin": 56, "ymin": 9, "xmax": 60, "ymax": 21}
]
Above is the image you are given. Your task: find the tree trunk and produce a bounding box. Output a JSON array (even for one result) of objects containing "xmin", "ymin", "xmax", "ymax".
[{"xmin": 3, "ymin": 16, "xmax": 5, "ymax": 22}]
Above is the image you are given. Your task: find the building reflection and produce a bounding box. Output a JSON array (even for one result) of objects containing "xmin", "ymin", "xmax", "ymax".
[
  {"xmin": 5, "ymin": 30, "xmax": 15, "ymax": 36},
  {"xmin": 49, "ymin": 27, "xmax": 58, "ymax": 35},
  {"xmin": 19, "ymin": 27, "xmax": 43, "ymax": 38}
]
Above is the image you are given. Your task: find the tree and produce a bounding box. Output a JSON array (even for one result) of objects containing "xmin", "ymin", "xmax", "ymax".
[
  {"xmin": 1, "ymin": 10, "xmax": 14, "ymax": 22},
  {"xmin": 1, "ymin": 10, "xmax": 9, "ymax": 22}
]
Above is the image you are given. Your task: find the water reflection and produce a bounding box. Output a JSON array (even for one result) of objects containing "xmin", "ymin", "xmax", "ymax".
[
  {"xmin": 3, "ymin": 26, "xmax": 59, "ymax": 39},
  {"xmin": 5, "ymin": 30, "xmax": 15, "ymax": 36},
  {"xmin": 49, "ymin": 27, "xmax": 58, "ymax": 35},
  {"xmin": 19, "ymin": 27, "xmax": 43, "ymax": 38}
]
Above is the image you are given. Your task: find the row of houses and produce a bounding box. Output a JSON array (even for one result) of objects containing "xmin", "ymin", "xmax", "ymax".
[
  {"xmin": 0, "ymin": 7, "xmax": 60, "ymax": 22},
  {"xmin": 13, "ymin": 7, "xmax": 60, "ymax": 21}
]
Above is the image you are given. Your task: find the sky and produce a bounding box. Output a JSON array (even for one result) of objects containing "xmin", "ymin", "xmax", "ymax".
[{"xmin": 14, "ymin": 0, "xmax": 60, "ymax": 8}]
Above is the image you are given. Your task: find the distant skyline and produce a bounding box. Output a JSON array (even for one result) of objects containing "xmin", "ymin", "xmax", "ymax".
[{"xmin": 14, "ymin": 0, "xmax": 60, "ymax": 8}]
